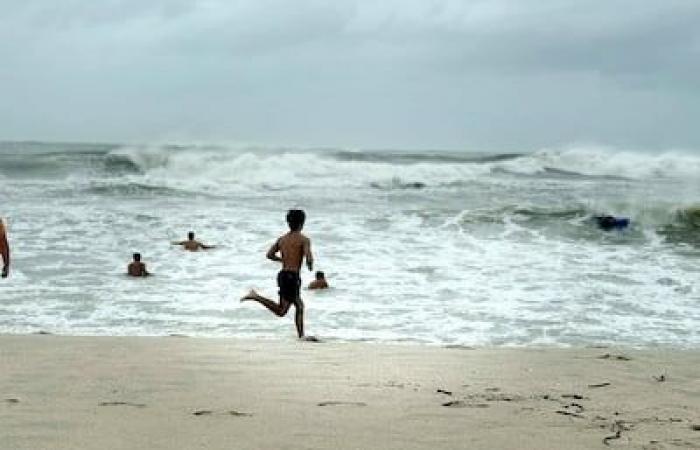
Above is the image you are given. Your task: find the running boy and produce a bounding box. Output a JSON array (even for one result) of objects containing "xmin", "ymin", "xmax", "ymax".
[{"xmin": 241, "ymin": 209, "xmax": 313, "ymax": 338}]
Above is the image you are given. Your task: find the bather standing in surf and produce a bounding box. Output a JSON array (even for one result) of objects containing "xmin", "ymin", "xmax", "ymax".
[{"xmin": 0, "ymin": 218, "xmax": 9, "ymax": 278}]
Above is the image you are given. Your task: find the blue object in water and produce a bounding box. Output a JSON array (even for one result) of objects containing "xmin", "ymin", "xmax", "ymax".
[{"xmin": 595, "ymin": 215, "xmax": 630, "ymax": 231}]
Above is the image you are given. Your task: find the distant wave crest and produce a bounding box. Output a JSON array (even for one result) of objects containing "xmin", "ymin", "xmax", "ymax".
[
  {"xmin": 106, "ymin": 144, "xmax": 700, "ymax": 187},
  {"xmin": 2, "ymin": 142, "xmax": 699, "ymax": 190}
]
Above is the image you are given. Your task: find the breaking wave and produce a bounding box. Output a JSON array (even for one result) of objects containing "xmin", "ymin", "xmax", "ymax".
[{"xmin": 3, "ymin": 142, "xmax": 700, "ymax": 188}]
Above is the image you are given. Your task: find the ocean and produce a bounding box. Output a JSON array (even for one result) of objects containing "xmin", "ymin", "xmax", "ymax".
[{"xmin": 1, "ymin": 141, "xmax": 698, "ymax": 347}]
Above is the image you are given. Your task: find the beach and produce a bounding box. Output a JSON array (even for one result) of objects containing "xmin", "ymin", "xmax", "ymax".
[
  {"xmin": 3, "ymin": 1, "xmax": 700, "ymax": 448},
  {"xmin": 1, "ymin": 335, "xmax": 698, "ymax": 449},
  {"xmin": 2, "ymin": 143, "xmax": 699, "ymax": 450}
]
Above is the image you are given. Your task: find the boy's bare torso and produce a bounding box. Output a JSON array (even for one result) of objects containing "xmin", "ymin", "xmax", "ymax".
[{"xmin": 276, "ymin": 232, "xmax": 310, "ymax": 272}]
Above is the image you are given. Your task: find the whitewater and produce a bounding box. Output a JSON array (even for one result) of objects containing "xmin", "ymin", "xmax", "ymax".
[{"xmin": 1, "ymin": 141, "xmax": 699, "ymax": 347}]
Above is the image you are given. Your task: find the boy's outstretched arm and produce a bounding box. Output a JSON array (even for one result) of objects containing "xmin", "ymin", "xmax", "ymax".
[{"xmin": 304, "ymin": 237, "xmax": 313, "ymax": 271}]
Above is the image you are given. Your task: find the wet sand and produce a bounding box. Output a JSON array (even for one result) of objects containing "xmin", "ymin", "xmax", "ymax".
[{"xmin": 1, "ymin": 335, "xmax": 699, "ymax": 449}]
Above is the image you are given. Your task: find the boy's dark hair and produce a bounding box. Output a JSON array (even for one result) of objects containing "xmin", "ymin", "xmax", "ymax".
[
  {"xmin": 133, "ymin": 253, "xmax": 141, "ymax": 261},
  {"xmin": 315, "ymin": 271, "xmax": 324, "ymax": 280},
  {"xmin": 188, "ymin": 231, "xmax": 195, "ymax": 240},
  {"xmin": 286, "ymin": 209, "xmax": 306, "ymax": 231}
]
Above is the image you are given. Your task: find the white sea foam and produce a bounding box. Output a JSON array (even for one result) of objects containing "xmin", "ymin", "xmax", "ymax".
[
  {"xmin": 107, "ymin": 144, "xmax": 700, "ymax": 190},
  {"xmin": 109, "ymin": 145, "xmax": 493, "ymax": 193},
  {"xmin": 1, "ymin": 142, "xmax": 699, "ymax": 346},
  {"xmin": 495, "ymin": 145, "xmax": 700, "ymax": 179}
]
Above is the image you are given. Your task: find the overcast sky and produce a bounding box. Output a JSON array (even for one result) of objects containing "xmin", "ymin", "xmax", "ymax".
[{"xmin": 1, "ymin": 0, "xmax": 699, "ymax": 151}]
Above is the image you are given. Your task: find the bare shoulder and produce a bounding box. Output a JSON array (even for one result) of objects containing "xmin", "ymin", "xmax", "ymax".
[{"xmin": 280, "ymin": 232, "xmax": 308, "ymax": 244}]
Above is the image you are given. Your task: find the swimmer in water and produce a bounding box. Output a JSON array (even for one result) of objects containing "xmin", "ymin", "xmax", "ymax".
[
  {"xmin": 127, "ymin": 253, "xmax": 150, "ymax": 277},
  {"xmin": 308, "ymin": 271, "xmax": 328, "ymax": 290},
  {"xmin": 172, "ymin": 231, "xmax": 216, "ymax": 251}
]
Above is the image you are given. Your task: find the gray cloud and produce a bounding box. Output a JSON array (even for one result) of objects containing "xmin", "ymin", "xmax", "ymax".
[{"xmin": 1, "ymin": 0, "xmax": 699, "ymax": 151}]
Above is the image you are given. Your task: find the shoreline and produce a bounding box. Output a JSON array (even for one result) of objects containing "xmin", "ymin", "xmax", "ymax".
[
  {"xmin": 4, "ymin": 330, "xmax": 700, "ymax": 351},
  {"xmin": 1, "ymin": 335, "xmax": 699, "ymax": 449}
]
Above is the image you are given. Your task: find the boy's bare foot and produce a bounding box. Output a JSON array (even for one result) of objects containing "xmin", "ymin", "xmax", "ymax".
[{"xmin": 240, "ymin": 289, "xmax": 260, "ymax": 302}]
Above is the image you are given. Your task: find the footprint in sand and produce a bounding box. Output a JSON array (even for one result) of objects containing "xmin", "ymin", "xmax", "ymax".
[
  {"xmin": 443, "ymin": 345, "xmax": 476, "ymax": 350},
  {"xmin": 98, "ymin": 401, "xmax": 146, "ymax": 408},
  {"xmin": 193, "ymin": 409, "xmax": 253, "ymax": 417},
  {"xmin": 442, "ymin": 400, "xmax": 489, "ymax": 408},
  {"xmin": 555, "ymin": 398, "xmax": 587, "ymax": 419},
  {"xmin": 442, "ymin": 401, "xmax": 466, "ymax": 408},
  {"xmin": 562, "ymin": 394, "xmax": 587, "ymax": 400},
  {"xmin": 556, "ymin": 410, "xmax": 585, "ymax": 419},
  {"xmin": 318, "ymin": 401, "xmax": 366, "ymax": 407},
  {"xmin": 484, "ymin": 393, "xmax": 521, "ymax": 402},
  {"xmin": 598, "ymin": 353, "xmax": 632, "ymax": 361}
]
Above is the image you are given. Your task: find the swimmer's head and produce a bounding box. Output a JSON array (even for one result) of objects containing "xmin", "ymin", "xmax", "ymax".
[
  {"xmin": 133, "ymin": 253, "xmax": 141, "ymax": 262},
  {"xmin": 286, "ymin": 209, "xmax": 306, "ymax": 231},
  {"xmin": 315, "ymin": 271, "xmax": 325, "ymax": 280},
  {"xmin": 188, "ymin": 231, "xmax": 195, "ymax": 240}
]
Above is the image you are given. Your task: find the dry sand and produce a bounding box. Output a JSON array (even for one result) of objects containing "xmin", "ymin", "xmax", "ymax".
[{"xmin": 1, "ymin": 335, "xmax": 699, "ymax": 450}]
